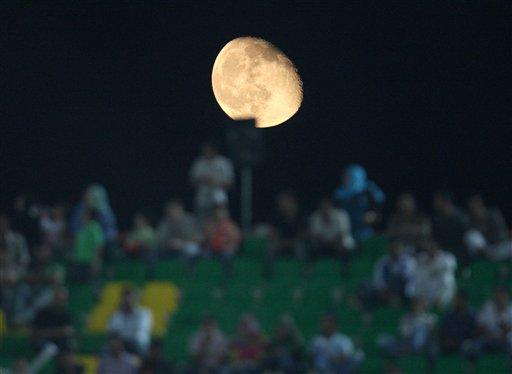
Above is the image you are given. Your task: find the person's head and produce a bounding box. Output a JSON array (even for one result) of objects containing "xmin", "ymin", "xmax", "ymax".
[
  {"xmin": 319, "ymin": 198, "xmax": 334, "ymax": 215},
  {"xmin": 388, "ymin": 241, "xmax": 404, "ymax": 259},
  {"xmin": 276, "ymin": 192, "xmax": 298, "ymax": 216},
  {"xmin": 420, "ymin": 238, "xmax": 440, "ymax": 257},
  {"xmin": 82, "ymin": 209, "xmax": 98, "ymax": 223},
  {"xmin": 57, "ymin": 348, "xmax": 78, "ymax": 369},
  {"xmin": 320, "ymin": 313, "xmax": 337, "ymax": 337},
  {"xmin": 276, "ymin": 314, "xmax": 298, "ymax": 340},
  {"xmin": 396, "ymin": 193, "xmax": 417, "ymax": 215},
  {"xmin": 467, "ymin": 195, "xmax": 487, "ymax": 218},
  {"xmin": 494, "ymin": 286, "xmax": 510, "ymax": 309},
  {"xmin": 410, "ymin": 298, "xmax": 426, "ymax": 315},
  {"xmin": 107, "ymin": 332, "xmax": 124, "ymax": 356},
  {"xmin": 120, "ymin": 286, "xmax": 138, "ymax": 312},
  {"xmin": 166, "ymin": 199, "xmax": 185, "ymax": 221},
  {"xmin": 84, "ymin": 184, "xmax": 110, "ymax": 212},
  {"xmin": 212, "ymin": 205, "xmax": 229, "ymax": 221},
  {"xmin": 134, "ymin": 212, "xmax": 151, "ymax": 229},
  {"xmin": 0, "ymin": 214, "xmax": 10, "ymax": 234},
  {"xmin": 433, "ymin": 191, "xmax": 455, "ymax": 215},
  {"xmin": 238, "ymin": 313, "xmax": 260, "ymax": 338},
  {"xmin": 53, "ymin": 287, "xmax": 69, "ymax": 308},
  {"xmin": 201, "ymin": 142, "xmax": 219, "ymax": 159},
  {"xmin": 51, "ymin": 204, "xmax": 66, "ymax": 220},
  {"xmin": 0, "ymin": 242, "xmax": 8, "ymax": 265},
  {"xmin": 14, "ymin": 195, "xmax": 27, "ymax": 212},
  {"xmin": 201, "ymin": 314, "xmax": 218, "ymax": 333},
  {"xmin": 148, "ymin": 339, "xmax": 164, "ymax": 359},
  {"xmin": 12, "ymin": 357, "xmax": 29, "ymax": 374},
  {"xmin": 342, "ymin": 164, "xmax": 367, "ymax": 190},
  {"xmin": 453, "ymin": 290, "xmax": 470, "ymax": 312}
]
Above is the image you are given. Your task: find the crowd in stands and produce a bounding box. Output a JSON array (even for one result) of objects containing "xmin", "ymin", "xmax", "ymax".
[{"xmin": 1, "ymin": 142, "xmax": 511, "ymax": 373}]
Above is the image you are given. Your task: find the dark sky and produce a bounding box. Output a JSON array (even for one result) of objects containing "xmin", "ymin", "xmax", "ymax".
[{"xmin": 1, "ymin": 1, "xmax": 510, "ymax": 225}]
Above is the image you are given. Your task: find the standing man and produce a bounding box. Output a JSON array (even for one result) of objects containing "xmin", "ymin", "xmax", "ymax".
[{"xmin": 190, "ymin": 142, "xmax": 234, "ymax": 220}]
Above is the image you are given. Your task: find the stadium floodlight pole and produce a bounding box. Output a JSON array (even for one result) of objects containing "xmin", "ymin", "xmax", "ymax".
[{"xmin": 226, "ymin": 118, "xmax": 264, "ymax": 236}]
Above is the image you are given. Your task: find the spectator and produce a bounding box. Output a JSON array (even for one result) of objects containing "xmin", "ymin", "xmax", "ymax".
[
  {"xmin": 11, "ymin": 194, "xmax": 41, "ymax": 247},
  {"xmin": 31, "ymin": 287, "xmax": 74, "ymax": 351},
  {"xmin": 333, "ymin": 164, "xmax": 385, "ymax": 244},
  {"xmin": 188, "ymin": 315, "xmax": 228, "ymax": 373},
  {"xmin": 39, "ymin": 204, "xmax": 67, "ymax": 254},
  {"xmin": 0, "ymin": 213, "xmax": 30, "ymax": 270},
  {"xmin": 432, "ymin": 191, "xmax": 470, "ymax": 266},
  {"xmin": 108, "ymin": 286, "xmax": 153, "ymax": 355},
  {"xmin": 265, "ymin": 192, "xmax": 305, "ymax": 277},
  {"xmin": 140, "ymin": 339, "xmax": 175, "ymax": 374},
  {"xmin": 124, "ymin": 212, "xmax": 157, "ymax": 275},
  {"xmin": 263, "ymin": 315, "xmax": 305, "ymax": 373},
  {"xmin": 387, "ymin": 193, "xmax": 431, "ymax": 250},
  {"xmin": 98, "ymin": 332, "xmax": 139, "ymax": 374},
  {"xmin": 473, "ymin": 287, "xmax": 512, "ymax": 356},
  {"xmin": 377, "ymin": 298, "xmax": 437, "ymax": 370},
  {"xmin": 13, "ymin": 244, "xmax": 65, "ymax": 325},
  {"xmin": 308, "ymin": 198, "xmax": 356, "ymax": 275},
  {"xmin": 190, "ymin": 142, "xmax": 235, "ymax": 220},
  {"xmin": 0, "ymin": 242, "xmax": 26, "ymax": 326},
  {"xmin": 203, "ymin": 205, "xmax": 241, "ymax": 278},
  {"xmin": 311, "ymin": 313, "xmax": 364, "ymax": 373},
  {"xmin": 439, "ymin": 290, "xmax": 478, "ymax": 354},
  {"xmin": 230, "ymin": 313, "xmax": 267, "ymax": 373},
  {"xmin": 358, "ymin": 241, "xmax": 417, "ymax": 309},
  {"xmin": 70, "ymin": 209, "xmax": 105, "ymax": 282},
  {"xmin": 70, "ymin": 184, "xmax": 118, "ymax": 258},
  {"xmin": 411, "ymin": 239, "xmax": 457, "ymax": 308},
  {"xmin": 157, "ymin": 200, "xmax": 202, "ymax": 272}
]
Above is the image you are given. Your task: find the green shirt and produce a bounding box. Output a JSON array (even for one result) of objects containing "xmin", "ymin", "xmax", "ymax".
[
  {"xmin": 126, "ymin": 226, "xmax": 156, "ymax": 248},
  {"xmin": 74, "ymin": 220, "xmax": 105, "ymax": 263}
]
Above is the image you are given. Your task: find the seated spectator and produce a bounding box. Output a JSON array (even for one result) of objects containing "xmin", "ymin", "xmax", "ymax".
[
  {"xmin": 70, "ymin": 209, "xmax": 105, "ymax": 282},
  {"xmin": 13, "ymin": 244, "xmax": 65, "ymax": 325},
  {"xmin": 333, "ymin": 164, "xmax": 385, "ymax": 244},
  {"xmin": 311, "ymin": 314, "xmax": 364, "ymax": 373},
  {"xmin": 308, "ymin": 198, "xmax": 356, "ymax": 275},
  {"xmin": 189, "ymin": 142, "xmax": 235, "ymax": 220},
  {"xmin": 263, "ymin": 314, "xmax": 305, "ymax": 373},
  {"xmin": 264, "ymin": 192, "xmax": 305, "ymax": 277},
  {"xmin": 108, "ymin": 286, "xmax": 153, "ymax": 355},
  {"xmin": 39, "ymin": 204, "xmax": 67, "ymax": 254},
  {"xmin": 0, "ymin": 213, "xmax": 30, "ymax": 269},
  {"xmin": 124, "ymin": 212, "xmax": 157, "ymax": 275},
  {"xmin": 31, "ymin": 287, "xmax": 74, "ymax": 352},
  {"xmin": 70, "ymin": 184, "xmax": 118, "ymax": 260},
  {"xmin": 230, "ymin": 313, "xmax": 267, "ymax": 372},
  {"xmin": 203, "ymin": 205, "xmax": 241, "ymax": 278},
  {"xmin": 439, "ymin": 290, "xmax": 477, "ymax": 354},
  {"xmin": 188, "ymin": 315, "xmax": 228, "ymax": 372},
  {"xmin": 387, "ymin": 193, "xmax": 431, "ymax": 250},
  {"xmin": 0, "ymin": 241, "xmax": 26, "ymax": 325},
  {"xmin": 411, "ymin": 239, "xmax": 457, "ymax": 308},
  {"xmin": 98, "ymin": 332, "xmax": 139, "ymax": 374},
  {"xmin": 465, "ymin": 195, "xmax": 510, "ymax": 259},
  {"xmin": 157, "ymin": 200, "xmax": 202, "ymax": 271},
  {"xmin": 377, "ymin": 298, "xmax": 437, "ymax": 370},
  {"xmin": 432, "ymin": 191, "xmax": 470, "ymax": 267},
  {"xmin": 140, "ymin": 339, "xmax": 175, "ymax": 374},
  {"xmin": 358, "ymin": 241, "xmax": 416, "ymax": 309}
]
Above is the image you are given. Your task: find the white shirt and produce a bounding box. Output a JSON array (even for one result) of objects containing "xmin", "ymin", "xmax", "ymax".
[
  {"xmin": 190, "ymin": 155, "xmax": 234, "ymax": 208},
  {"xmin": 411, "ymin": 250, "xmax": 457, "ymax": 307},
  {"xmin": 478, "ymin": 301, "xmax": 512, "ymax": 339},
  {"xmin": 108, "ymin": 306, "xmax": 153, "ymax": 352},
  {"xmin": 312, "ymin": 332, "xmax": 355, "ymax": 360},
  {"xmin": 309, "ymin": 209, "xmax": 353, "ymax": 245}
]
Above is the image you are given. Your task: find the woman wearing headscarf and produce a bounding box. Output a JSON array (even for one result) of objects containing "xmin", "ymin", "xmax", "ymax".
[
  {"xmin": 71, "ymin": 184, "xmax": 118, "ymax": 248},
  {"xmin": 333, "ymin": 164, "xmax": 385, "ymax": 244}
]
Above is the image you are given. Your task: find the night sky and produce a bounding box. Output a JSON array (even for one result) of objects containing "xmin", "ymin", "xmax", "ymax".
[{"xmin": 1, "ymin": 1, "xmax": 510, "ymax": 226}]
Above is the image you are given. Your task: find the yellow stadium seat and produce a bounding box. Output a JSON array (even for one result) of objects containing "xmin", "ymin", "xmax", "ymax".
[
  {"xmin": 76, "ymin": 355, "xmax": 99, "ymax": 374},
  {"xmin": 87, "ymin": 282, "xmax": 126, "ymax": 333},
  {"xmin": 0, "ymin": 309, "xmax": 7, "ymax": 337},
  {"xmin": 140, "ymin": 282, "xmax": 180, "ymax": 336}
]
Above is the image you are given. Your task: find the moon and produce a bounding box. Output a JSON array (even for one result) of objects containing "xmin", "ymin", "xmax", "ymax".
[{"xmin": 212, "ymin": 37, "xmax": 303, "ymax": 128}]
